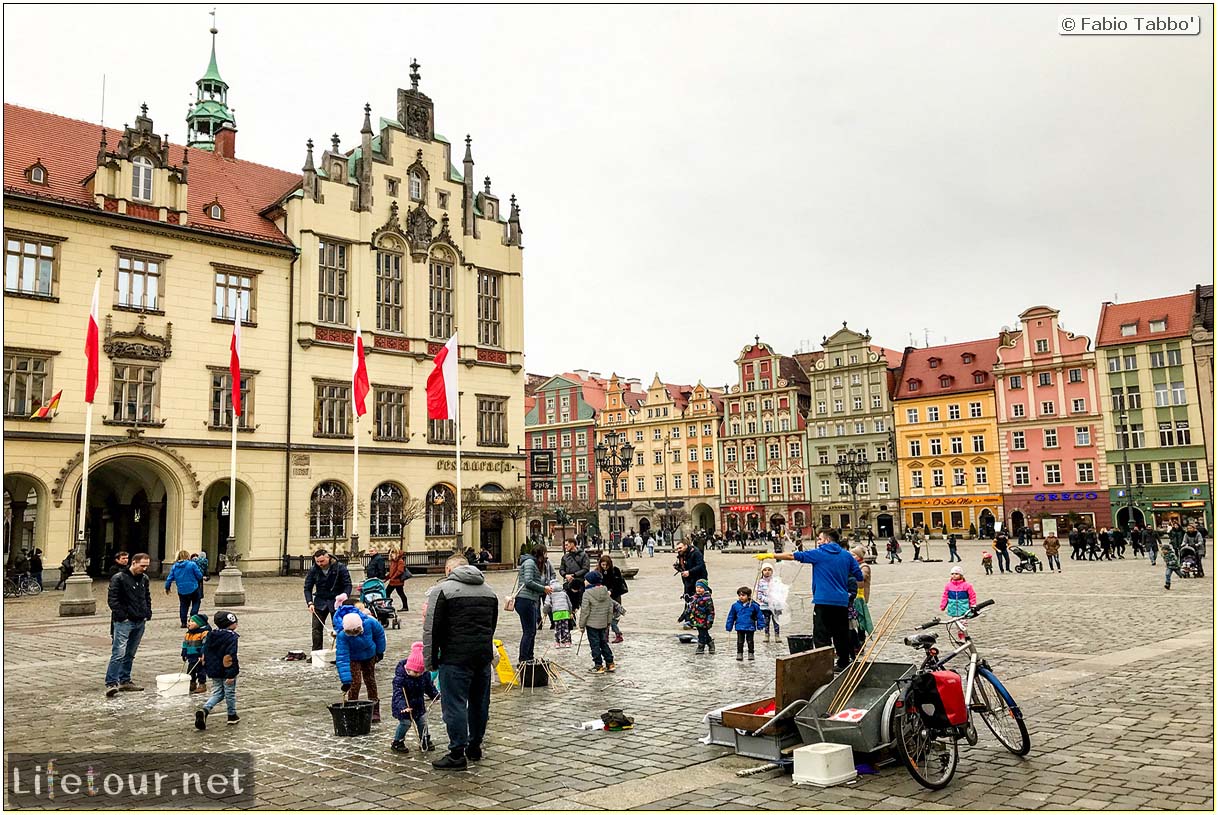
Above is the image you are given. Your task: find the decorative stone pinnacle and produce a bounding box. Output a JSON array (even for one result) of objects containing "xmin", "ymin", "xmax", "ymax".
[
  {"xmin": 409, "ymin": 59, "xmax": 421, "ymax": 90},
  {"xmin": 140, "ymin": 103, "xmax": 148, "ymax": 117},
  {"xmin": 484, "ymin": 176, "xmax": 491, "ymax": 193},
  {"xmin": 364, "ymin": 102, "xmax": 371, "ymax": 115},
  {"xmin": 755, "ymin": 334, "xmax": 760, "ymax": 345},
  {"xmin": 306, "ymin": 138, "xmax": 314, "ymax": 151},
  {"xmin": 510, "ymin": 194, "xmax": 517, "ymax": 206},
  {"xmin": 842, "ymin": 320, "xmax": 848, "ymax": 328},
  {"xmin": 331, "ymin": 133, "xmax": 340, "ymax": 153}
]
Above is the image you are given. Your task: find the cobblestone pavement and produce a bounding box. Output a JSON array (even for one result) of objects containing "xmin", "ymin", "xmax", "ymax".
[{"xmin": 3, "ymin": 541, "xmax": 1213, "ymax": 810}]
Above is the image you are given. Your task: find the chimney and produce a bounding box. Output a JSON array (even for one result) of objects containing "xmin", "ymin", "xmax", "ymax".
[{"xmin": 214, "ymin": 122, "xmax": 237, "ymax": 159}]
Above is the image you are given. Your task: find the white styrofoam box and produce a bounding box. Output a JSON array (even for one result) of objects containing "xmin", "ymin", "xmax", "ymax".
[
  {"xmin": 156, "ymin": 673, "xmax": 191, "ymax": 697},
  {"xmin": 792, "ymin": 742, "xmax": 857, "ymax": 787},
  {"xmin": 311, "ymin": 649, "xmax": 331, "ymax": 668}
]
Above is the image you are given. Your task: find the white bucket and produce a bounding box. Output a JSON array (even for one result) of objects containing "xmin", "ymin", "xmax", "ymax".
[
  {"xmin": 156, "ymin": 672, "xmax": 191, "ymax": 697},
  {"xmin": 311, "ymin": 649, "xmax": 330, "ymax": 668},
  {"xmin": 792, "ymin": 742, "xmax": 857, "ymax": 787}
]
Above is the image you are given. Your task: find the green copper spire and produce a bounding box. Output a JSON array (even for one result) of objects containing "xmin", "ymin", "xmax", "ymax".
[{"xmin": 186, "ymin": 10, "xmax": 234, "ymax": 151}]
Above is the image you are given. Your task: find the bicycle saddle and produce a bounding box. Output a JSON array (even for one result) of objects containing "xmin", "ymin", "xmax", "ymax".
[{"xmin": 903, "ymin": 632, "xmax": 937, "ymax": 648}]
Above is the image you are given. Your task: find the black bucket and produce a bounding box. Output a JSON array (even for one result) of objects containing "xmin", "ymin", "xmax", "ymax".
[
  {"xmin": 520, "ymin": 659, "xmax": 550, "ymax": 688},
  {"xmin": 787, "ymin": 634, "xmax": 817, "ymax": 654},
  {"xmin": 328, "ymin": 700, "xmax": 374, "ymax": 736}
]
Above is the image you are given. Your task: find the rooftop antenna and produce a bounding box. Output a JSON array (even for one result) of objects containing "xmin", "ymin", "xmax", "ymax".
[
  {"xmin": 923, "ymin": 328, "xmax": 930, "ymax": 348},
  {"xmin": 100, "ymin": 73, "xmax": 106, "ymax": 127}
]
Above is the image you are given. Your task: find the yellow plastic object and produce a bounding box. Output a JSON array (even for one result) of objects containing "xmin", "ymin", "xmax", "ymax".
[
  {"xmin": 493, "ymin": 639, "xmax": 518, "ymax": 687},
  {"xmin": 754, "ymin": 553, "xmax": 776, "ymax": 560}
]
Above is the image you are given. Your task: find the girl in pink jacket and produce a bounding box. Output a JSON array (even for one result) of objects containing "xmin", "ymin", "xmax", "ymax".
[{"xmin": 940, "ymin": 566, "xmax": 977, "ymax": 617}]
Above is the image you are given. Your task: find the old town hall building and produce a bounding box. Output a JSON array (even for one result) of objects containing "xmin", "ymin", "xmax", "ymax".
[{"xmin": 3, "ymin": 32, "xmax": 527, "ymax": 575}]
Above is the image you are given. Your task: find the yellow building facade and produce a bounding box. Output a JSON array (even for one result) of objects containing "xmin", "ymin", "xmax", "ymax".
[{"xmin": 893, "ymin": 341, "xmax": 1004, "ymax": 537}]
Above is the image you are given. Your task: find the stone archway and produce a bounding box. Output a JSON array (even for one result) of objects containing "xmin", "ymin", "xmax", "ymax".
[
  {"xmin": 691, "ymin": 503, "xmax": 715, "ymax": 532},
  {"xmin": 3, "ymin": 472, "xmax": 49, "ymax": 568},
  {"xmin": 201, "ymin": 479, "xmax": 254, "ymax": 572}
]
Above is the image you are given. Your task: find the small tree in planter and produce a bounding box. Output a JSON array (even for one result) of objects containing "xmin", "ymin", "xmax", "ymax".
[{"xmin": 497, "ymin": 486, "xmax": 532, "ymax": 561}]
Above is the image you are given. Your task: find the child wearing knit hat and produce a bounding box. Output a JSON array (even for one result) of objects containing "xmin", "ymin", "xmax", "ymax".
[
  {"xmin": 690, "ymin": 579, "xmax": 716, "ymax": 655},
  {"xmin": 181, "ymin": 613, "xmax": 211, "ymax": 693},
  {"xmin": 390, "ymin": 642, "xmax": 439, "ymax": 753}
]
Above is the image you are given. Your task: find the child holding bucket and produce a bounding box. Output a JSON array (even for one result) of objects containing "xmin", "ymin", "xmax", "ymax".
[
  {"xmin": 336, "ymin": 609, "xmax": 387, "ymax": 722},
  {"xmin": 390, "ymin": 642, "xmax": 439, "ymax": 753}
]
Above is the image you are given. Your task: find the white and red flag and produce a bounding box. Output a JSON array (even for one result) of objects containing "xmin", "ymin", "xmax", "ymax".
[
  {"xmin": 426, "ymin": 333, "xmax": 458, "ymax": 420},
  {"xmin": 229, "ymin": 314, "xmax": 243, "ymax": 416},
  {"xmin": 84, "ymin": 276, "xmax": 100, "ymax": 403},
  {"xmin": 352, "ymin": 318, "xmax": 370, "ymax": 418}
]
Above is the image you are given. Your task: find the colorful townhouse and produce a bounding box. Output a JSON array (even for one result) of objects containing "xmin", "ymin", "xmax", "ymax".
[
  {"xmin": 1191, "ymin": 285, "xmax": 1214, "ymax": 502},
  {"xmin": 718, "ymin": 337, "xmax": 812, "ymax": 537},
  {"xmin": 892, "ymin": 339, "xmax": 1003, "ymax": 537},
  {"xmin": 994, "ymin": 306, "xmax": 1110, "ymax": 535},
  {"xmin": 803, "ymin": 325, "xmax": 903, "ymax": 537},
  {"xmin": 1095, "ymin": 294, "xmax": 1212, "ymax": 530},
  {"xmin": 593, "ymin": 374, "xmax": 646, "ymax": 541},
  {"xmin": 524, "ymin": 371, "xmax": 610, "ymax": 540}
]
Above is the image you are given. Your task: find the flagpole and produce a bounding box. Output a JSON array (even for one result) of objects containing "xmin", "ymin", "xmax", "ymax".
[
  {"xmin": 214, "ymin": 311, "xmax": 247, "ymax": 605},
  {"xmin": 455, "ymin": 330, "xmax": 462, "ymax": 551},
  {"xmin": 75, "ymin": 402, "xmax": 94, "ymax": 569}
]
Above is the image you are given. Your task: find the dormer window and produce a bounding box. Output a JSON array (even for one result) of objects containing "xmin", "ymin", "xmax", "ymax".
[
  {"xmin": 939, "ymin": 374, "xmax": 954, "ymax": 388},
  {"xmin": 928, "ymin": 357, "xmax": 940, "ymax": 369},
  {"xmin": 907, "ymin": 379, "xmax": 921, "ymax": 392},
  {"xmin": 1120, "ymin": 322, "xmax": 1137, "ymax": 336},
  {"xmin": 961, "ymin": 353, "xmax": 973, "ymax": 364},
  {"xmin": 1149, "ymin": 319, "xmax": 1166, "ymax": 333},
  {"xmin": 26, "ymin": 162, "xmax": 47, "ymax": 185},
  {"xmin": 973, "ymin": 372, "xmax": 987, "ymax": 384},
  {"xmin": 206, "ymin": 201, "xmax": 224, "ymax": 220},
  {"xmin": 132, "ymin": 156, "xmax": 153, "ymax": 201}
]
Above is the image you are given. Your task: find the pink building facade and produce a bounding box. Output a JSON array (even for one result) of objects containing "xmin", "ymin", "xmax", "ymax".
[{"xmin": 994, "ymin": 306, "xmax": 1111, "ymax": 535}]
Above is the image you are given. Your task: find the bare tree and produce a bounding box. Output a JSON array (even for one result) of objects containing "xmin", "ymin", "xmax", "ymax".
[
  {"xmin": 378, "ymin": 491, "xmax": 425, "ymax": 552},
  {"xmin": 307, "ymin": 487, "xmax": 356, "ymax": 555}
]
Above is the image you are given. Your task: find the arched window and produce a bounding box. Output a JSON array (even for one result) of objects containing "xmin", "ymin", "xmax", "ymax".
[
  {"xmin": 409, "ymin": 171, "xmax": 424, "ymax": 202},
  {"xmin": 376, "ymin": 236, "xmax": 404, "ymax": 333},
  {"xmin": 370, "ymin": 482, "xmax": 404, "ymax": 538},
  {"xmin": 132, "ymin": 156, "xmax": 153, "ymax": 202},
  {"xmin": 309, "ymin": 481, "xmax": 348, "ymax": 540},
  {"xmin": 425, "ymin": 484, "xmax": 455, "ymax": 536}
]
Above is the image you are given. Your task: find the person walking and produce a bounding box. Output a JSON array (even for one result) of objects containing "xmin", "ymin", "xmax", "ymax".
[
  {"xmin": 947, "ymin": 534, "xmax": 961, "ymax": 563},
  {"xmin": 1162, "ymin": 543, "xmax": 1182, "ymax": 590},
  {"xmin": 365, "ymin": 546, "xmax": 388, "ymax": 581},
  {"xmin": 1043, "ymin": 532, "xmax": 1061, "ymax": 572},
  {"xmin": 598, "ymin": 554, "xmax": 628, "ymax": 643},
  {"xmin": 54, "ymin": 551, "xmax": 74, "ymax": 591},
  {"xmin": 993, "ymin": 530, "xmax": 1011, "ymax": 574},
  {"xmin": 104, "ymin": 552, "xmax": 153, "ymax": 697},
  {"xmin": 28, "ymin": 549, "xmax": 43, "ymax": 589},
  {"xmin": 1182, "ymin": 524, "xmax": 1206, "ymax": 577},
  {"xmin": 386, "ymin": 549, "xmax": 411, "ymax": 611},
  {"xmin": 1169, "ymin": 520, "xmax": 1185, "ymax": 553},
  {"xmin": 1144, "ymin": 524, "xmax": 1158, "ymax": 566},
  {"xmin": 559, "ymin": 538, "xmax": 590, "ymax": 612},
  {"xmin": 304, "ymin": 549, "xmax": 353, "ymax": 652},
  {"xmin": 886, "ymin": 536, "xmax": 902, "ymax": 564},
  {"xmin": 422, "ymin": 554, "xmax": 498, "ymax": 770},
  {"xmin": 164, "ymin": 549, "xmax": 205, "ymax": 628},
  {"xmin": 578, "ymin": 570, "xmax": 618, "ymax": 672},
  {"xmin": 770, "ymin": 530, "xmax": 865, "ymax": 672},
  {"xmin": 1069, "ymin": 526, "xmax": 1082, "ymax": 561},
  {"xmin": 194, "ymin": 610, "xmax": 240, "ymax": 729},
  {"xmin": 513, "ymin": 544, "xmax": 551, "ymax": 663}
]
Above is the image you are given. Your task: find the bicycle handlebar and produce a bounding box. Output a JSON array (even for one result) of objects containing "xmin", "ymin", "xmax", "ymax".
[
  {"xmin": 918, "ymin": 617, "xmax": 940, "ymax": 630},
  {"xmin": 916, "ymin": 599, "xmax": 996, "ymax": 629}
]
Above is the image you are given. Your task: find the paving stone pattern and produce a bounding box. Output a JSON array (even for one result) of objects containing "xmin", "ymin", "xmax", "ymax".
[{"xmin": 3, "ymin": 542, "xmax": 1212, "ymax": 810}]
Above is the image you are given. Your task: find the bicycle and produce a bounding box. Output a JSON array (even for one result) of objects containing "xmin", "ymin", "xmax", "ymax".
[
  {"xmin": 892, "ymin": 598, "xmax": 1030, "ymax": 790},
  {"xmin": 3, "ymin": 574, "xmax": 42, "ymax": 598}
]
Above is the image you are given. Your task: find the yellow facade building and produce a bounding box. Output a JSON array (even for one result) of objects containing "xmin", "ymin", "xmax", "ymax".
[
  {"xmin": 892, "ymin": 340, "xmax": 1004, "ymax": 536},
  {"xmin": 2, "ymin": 43, "xmax": 526, "ymax": 577}
]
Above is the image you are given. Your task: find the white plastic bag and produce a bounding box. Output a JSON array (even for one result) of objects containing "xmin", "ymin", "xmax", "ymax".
[{"xmin": 769, "ymin": 575, "xmax": 790, "ymax": 613}]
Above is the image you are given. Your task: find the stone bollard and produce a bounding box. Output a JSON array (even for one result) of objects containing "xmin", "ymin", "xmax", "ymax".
[
  {"xmin": 213, "ymin": 566, "xmax": 246, "ymax": 606},
  {"xmin": 58, "ymin": 574, "xmax": 97, "ymax": 617}
]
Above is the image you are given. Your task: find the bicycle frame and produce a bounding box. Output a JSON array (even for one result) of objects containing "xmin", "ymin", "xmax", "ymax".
[{"xmin": 918, "ymin": 620, "xmax": 984, "ymax": 718}]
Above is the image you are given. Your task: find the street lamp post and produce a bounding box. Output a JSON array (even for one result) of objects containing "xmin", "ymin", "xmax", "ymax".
[
  {"xmin": 834, "ymin": 448, "xmax": 872, "ymax": 543},
  {"xmin": 1116, "ymin": 410, "xmax": 1142, "ymax": 530},
  {"xmin": 595, "ymin": 431, "xmax": 635, "ymax": 550},
  {"xmin": 663, "ymin": 437, "xmax": 673, "ymax": 545}
]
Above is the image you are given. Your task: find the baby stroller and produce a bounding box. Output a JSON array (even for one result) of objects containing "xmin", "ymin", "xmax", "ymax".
[
  {"xmin": 358, "ymin": 577, "xmax": 400, "ymax": 629},
  {"xmin": 1011, "ymin": 545, "xmax": 1043, "ymax": 573},
  {"xmin": 1179, "ymin": 544, "xmax": 1200, "ymax": 578}
]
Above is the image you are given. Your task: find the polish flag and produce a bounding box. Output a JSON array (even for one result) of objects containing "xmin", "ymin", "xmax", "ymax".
[
  {"xmin": 84, "ymin": 276, "xmax": 100, "ymax": 404},
  {"xmin": 426, "ymin": 333, "xmax": 458, "ymax": 420},
  {"xmin": 352, "ymin": 318, "xmax": 370, "ymax": 418},
  {"xmin": 229, "ymin": 314, "xmax": 243, "ymax": 416}
]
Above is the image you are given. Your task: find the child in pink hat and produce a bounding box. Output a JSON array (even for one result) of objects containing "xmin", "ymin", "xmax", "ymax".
[{"xmin": 390, "ymin": 642, "xmax": 439, "ymax": 753}]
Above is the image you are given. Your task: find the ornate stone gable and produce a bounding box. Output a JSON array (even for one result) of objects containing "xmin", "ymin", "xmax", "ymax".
[
  {"xmin": 396, "ymin": 60, "xmax": 434, "ymax": 141},
  {"xmin": 103, "ymin": 314, "xmax": 173, "ymax": 360}
]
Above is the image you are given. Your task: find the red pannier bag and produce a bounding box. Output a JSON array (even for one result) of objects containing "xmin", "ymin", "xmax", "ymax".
[{"xmin": 911, "ymin": 670, "xmax": 968, "ymax": 728}]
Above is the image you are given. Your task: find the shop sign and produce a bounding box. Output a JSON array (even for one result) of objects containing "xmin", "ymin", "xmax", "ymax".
[
  {"xmin": 1034, "ymin": 492, "xmax": 1099, "ymax": 502},
  {"xmin": 726, "ymin": 504, "xmax": 758, "ymax": 512},
  {"xmin": 1153, "ymin": 500, "xmax": 1208, "ymax": 509},
  {"xmin": 907, "ymin": 497, "xmax": 993, "ymax": 507},
  {"xmin": 437, "ymin": 459, "xmax": 518, "ymax": 473}
]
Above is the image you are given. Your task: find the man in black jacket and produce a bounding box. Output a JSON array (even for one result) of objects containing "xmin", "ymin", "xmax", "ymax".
[
  {"xmin": 105, "ymin": 552, "xmax": 153, "ymax": 696},
  {"xmin": 365, "ymin": 546, "xmax": 388, "ymax": 581},
  {"xmin": 674, "ymin": 540, "xmax": 708, "ymax": 598},
  {"xmin": 559, "ymin": 538, "xmax": 590, "ymax": 611},
  {"xmin": 422, "ymin": 555, "xmax": 498, "ymax": 771},
  {"xmin": 304, "ymin": 549, "xmax": 352, "ymax": 651}
]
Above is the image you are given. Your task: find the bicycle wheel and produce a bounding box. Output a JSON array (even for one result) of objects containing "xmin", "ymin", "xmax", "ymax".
[
  {"xmin": 22, "ymin": 579, "xmax": 41, "ymax": 596},
  {"xmin": 975, "ymin": 667, "xmax": 1030, "ymax": 756},
  {"xmin": 3, "ymin": 579, "xmax": 19, "ymax": 599},
  {"xmin": 894, "ymin": 698, "xmax": 959, "ymax": 790}
]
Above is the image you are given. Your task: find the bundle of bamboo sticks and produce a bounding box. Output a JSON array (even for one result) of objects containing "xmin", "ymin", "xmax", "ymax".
[{"xmin": 827, "ymin": 593, "xmax": 914, "ymax": 715}]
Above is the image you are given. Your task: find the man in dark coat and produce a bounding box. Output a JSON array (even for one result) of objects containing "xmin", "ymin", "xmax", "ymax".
[
  {"xmin": 365, "ymin": 546, "xmax": 388, "ymax": 581},
  {"xmin": 422, "ymin": 555, "xmax": 498, "ymax": 770},
  {"xmin": 105, "ymin": 552, "xmax": 153, "ymax": 696},
  {"xmin": 559, "ymin": 538, "xmax": 590, "ymax": 611},
  {"xmin": 674, "ymin": 540, "xmax": 708, "ymax": 598},
  {"xmin": 304, "ymin": 549, "xmax": 352, "ymax": 651},
  {"xmin": 1068, "ymin": 526, "xmax": 1082, "ymax": 560}
]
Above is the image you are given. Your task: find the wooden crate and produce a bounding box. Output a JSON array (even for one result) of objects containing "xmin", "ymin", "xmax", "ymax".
[{"xmin": 720, "ymin": 646, "xmax": 835, "ymax": 733}]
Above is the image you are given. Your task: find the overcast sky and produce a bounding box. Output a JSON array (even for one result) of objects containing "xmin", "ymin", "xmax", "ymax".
[{"xmin": 5, "ymin": 4, "xmax": 1212, "ymax": 386}]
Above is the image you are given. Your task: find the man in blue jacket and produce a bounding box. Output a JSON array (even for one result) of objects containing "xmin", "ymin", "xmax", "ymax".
[{"xmin": 771, "ymin": 529, "xmax": 864, "ymax": 672}]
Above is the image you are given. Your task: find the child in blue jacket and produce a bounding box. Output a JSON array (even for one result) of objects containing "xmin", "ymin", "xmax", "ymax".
[
  {"xmin": 391, "ymin": 642, "xmax": 439, "ymax": 753},
  {"xmin": 195, "ymin": 610, "xmax": 239, "ymax": 729},
  {"xmin": 337, "ymin": 610, "xmax": 387, "ymax": 721},
  {"xmin": 725, "ymin": 586, "xmax": 764, "ymax": 661}
]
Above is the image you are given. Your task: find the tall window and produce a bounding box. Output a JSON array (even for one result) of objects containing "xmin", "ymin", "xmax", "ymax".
[
  {"xmin": 1180, "ymin": 461, "xmax": 1199, "ymax": 481},
  {"xmin": 974, "ymin": 466, "xmax": 988, "ymax": 485},
  {"xmin": 428, "ymin": 418, "xmax": 455, "ymax": 444},
  {"xmin": 309, "ymin": 481, "xmax": 348, "ymax": 539},
  {"xmin": 1044, "ymin": 428, "xmax": 1058, "ymax": 448},
  {"xmin": 929, "ymin": 438, "xmax": 942, "ymax": 455},
  {"xmin": 972, "ymin": 435, "xmax": 985, "ymax": 453},
  {"xmin": 969, "ymin": 402, "xmax": 982, "ymax": 418},
  {"xmin": 116, "ymin": 252, "xmax": 162, "ymax": 310},
  {"xmin": 4, "ymin": 234, "xmax": 56, "ymax": 296},
  {"xmin": 429, "ymin": 253, "xmax": 454, "ymax": 339},
  {"xmin": 1045, "ymin": 463, "xmax": 1062, "ymax": 484},
  {"xmin": 425, "ymin": 484, "xmax": 456, "ymax": 536},
  {"xmin": 374, "ymin": 388, "xmax": 408, "ymax": 441},
  {"xmin": 908, "ymin": 439, "xmax": 921, "ymax": 457},
  {"xmin": 317, "ymin": 241, "xmax": 348, "ymax": 324},
  {"xmin": 1077, "ymin": 461, "xmax": 1095, "ymax": 483},
  {"xmin": 932, "ymin": 468, "xmax": 944, "ymax": 488},
  {"xmin": 376, "ymin": 250, "xmax": 403, "ymax": 332},
  {"xmin": 409, "ymin": 172, "xmax": 424, "ymax": 202},
  {"xmin": 214, "ymin": 269, "xmax": 255, "ymax": 322},
  {"xmin": 477, "ymin": 396, "xmax": 508, "ymax": 445},
  {"xmin": 314, "ymin": 381, "xmax": 351, "ymax": 437},
  {"xmin": 906, "ymin": 408, "xmax": 919, "ymax": 423},
  {"xmin": 132, "ymin": 156, "xmax": 153, "ymax": 201},
  {"xmin": 911, "ymin": 470, "xmax": 924, "ymax": 489},
  {"xmin": 927, "ymin": 406, "xmax": 939, "ymax": 422},
  {"xmin": 1158, "ymin": 462, "xmax": 1178, "ymax": 483},
  {"xmin": 950, "ymin": 437, "xmax": 963, "ymax": 454},
  {"xmin": 1013, "ymin": 464, "xmax": 1030, "ymax": 486},
  {"xmin": 209, "ymin": 372, "xmax": 251, "ymax": 428},
  {"xmin": 370, "ymin": 483, "xmax": 405, "ymax": 538},
  {"xmin": 477, "ymin": 271, "xmax": 501, "ymax": 347},
  {"xmin": 3, "ymin": 353, "xmax": 49, "ymax": 416},
  {"xmin": 111, "ymin": 363, "xmax": 158, "ymax": 423},
  {"xmin": 1075, "ymin": 426, "xmax": 1091, "ymax": 446},
  {"xmin": 1012, "ymin": 431, "xmax": 1025, "ymax": 450},
  {"xmin": 953, "ymin": 467, "xmax": 966, "ymax": 487}
]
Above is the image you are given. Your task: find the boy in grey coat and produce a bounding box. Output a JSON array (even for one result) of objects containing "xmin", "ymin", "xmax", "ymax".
[{"xmin": 577, "ymin": 571, "xmax": 616, "ymax": 673}]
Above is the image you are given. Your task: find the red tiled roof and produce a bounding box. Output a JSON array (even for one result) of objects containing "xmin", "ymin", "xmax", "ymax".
[
  {"xmin": 1095, "ymin": 293, "xmax": 1196, "ymax": 347},
  {"xmin": 893, "ymin": 337, "xmax": 1001, "ymax": 401},
  {"xmin": 560, "ymin": 371, "xmax": 610, "ymax": 412},
  {"xmin": 4, "ymin": 103, "xmax": 298, "ymax": 246}
]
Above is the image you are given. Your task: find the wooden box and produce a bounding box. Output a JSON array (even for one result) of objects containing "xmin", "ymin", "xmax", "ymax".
[{"xmin": 720, "ymin": 647, "xmax": 836, "ymax": 733}]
